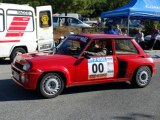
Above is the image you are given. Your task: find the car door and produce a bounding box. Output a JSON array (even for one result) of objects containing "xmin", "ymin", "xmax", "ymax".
[
  {"xmin": 36, "ymin": 5, "xmax": 54, "ymax": 51},
  {"xmin": 75, "ymin": 39, "xmax": 118, "ymax": 84}
]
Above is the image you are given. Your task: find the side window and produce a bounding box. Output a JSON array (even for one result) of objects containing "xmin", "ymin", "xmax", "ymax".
[
  {"xmin": 0, "ymin": 9, "xmax": 4, "ymax": 32},
  {"xmin": 39, "ymin": 10, "xmax": 51, "ymax": 28},
  {"xmin": 7, "ymin": 9, "xmax": 34, "ymax": 32},
  {"xmin": 57, "ymin": 17, "xmax": 69, "ymax": 26},
  {"xmin": 71, "ymin": 18, "xmax": 79, "ymax": 24},
  {"xmin": 115, "ymin": 39, "xmax": 138, "ymax": 54},
  {"xmin": 85, "ymin": 40, "xmax": 112, "ymax": 56}
]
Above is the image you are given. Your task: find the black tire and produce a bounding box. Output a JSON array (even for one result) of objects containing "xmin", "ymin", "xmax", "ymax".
[
  {"xmin": 131, "ymin": 66, "xmax": 152, "ymax": 88},
  {"xmin": 0, "ymin": 58, "xmax": 5, "ymax": 61},
  {"xmin": 37, "ymin": 73, "xmax": 64, "ymax": 98},
  {"xmin": 10, "ymin": 48, "xmax": 26, "ymax": 61}
]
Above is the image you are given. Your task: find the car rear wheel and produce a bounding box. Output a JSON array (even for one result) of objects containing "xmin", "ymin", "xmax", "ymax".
[
  {"xmin": 131, "ymin": 66, "xmax": 151, "ymax": 88},
  {"xmin": 37, "ymin": 73, "xmax": 64, "ymax": 98}
]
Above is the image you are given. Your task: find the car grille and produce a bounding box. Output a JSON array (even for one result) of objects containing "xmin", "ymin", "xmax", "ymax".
[{"xmin": 14, "ymin": 62, "xmax": 23, "ymax": 71}]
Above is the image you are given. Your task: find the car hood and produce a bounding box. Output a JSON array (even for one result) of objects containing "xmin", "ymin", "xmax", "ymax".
[{"xmin": 19, "ymin": 52, "xmax": 77, "ymax": 64}]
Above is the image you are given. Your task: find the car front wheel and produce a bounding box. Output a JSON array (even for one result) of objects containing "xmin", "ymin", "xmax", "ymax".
[
  {"xmin": 37, "ymin": 73, "xmax": 64, "ymax": 98},
  {"xmin": 132, "ymin": 66, "xmax": 152, "ymax": 88}
]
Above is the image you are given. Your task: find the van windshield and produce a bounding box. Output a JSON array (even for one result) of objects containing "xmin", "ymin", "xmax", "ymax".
[{"xmin": 56, "ymin": 36, "xmax": 89, "ymax": 56}]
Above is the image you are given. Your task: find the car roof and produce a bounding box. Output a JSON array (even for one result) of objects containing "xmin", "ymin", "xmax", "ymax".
[{"xmin": 72, "ymin": 34, "xmax": 133, "ymax": 40}]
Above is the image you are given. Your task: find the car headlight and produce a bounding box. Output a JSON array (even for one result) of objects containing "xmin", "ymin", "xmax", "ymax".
[{"xmin": 23, "ymin": 62, "xmax": 31, "ymax": 71}]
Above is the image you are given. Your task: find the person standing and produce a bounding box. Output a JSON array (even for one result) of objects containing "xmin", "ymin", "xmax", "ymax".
[
  {"xmin": 104, "ymin": 25, "xmax": 117, "ymax": 34},
  {"xmin": 149, "ymin": 30, "xmax": 159, "ymax": 50},
  {"xmin": 121, "ymin": 28, "xmax": 128, "ymax": 36},
  {"xmin": 115, "ymin": 24, "xmax": 122, "ymax": 35},
  {"xmin": 135, "ymin": 29, "xmax": 144, "ymax": 43},
  {"xmin": 80, "ymin": 27, "xmax": 87, "ymax": 34},
  {"xmin": 149, "ymin": 25, "xmax": 158, "ymax": 36}
]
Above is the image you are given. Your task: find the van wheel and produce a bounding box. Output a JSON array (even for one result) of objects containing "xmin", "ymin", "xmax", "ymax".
[
  {"xmin": 131, "ymin": 66, "xmax": 151, "ymax": 88},
  {"xmin": 37, "ymin": 73, "xmax": 64, "ymax": 98},
  {"xmin": 10, "ymin": 48, "xmax": 26, "ymax": 61},
  {"xmin": 0, "ymin": 58, "xmax": 5, "ymax": 61}
]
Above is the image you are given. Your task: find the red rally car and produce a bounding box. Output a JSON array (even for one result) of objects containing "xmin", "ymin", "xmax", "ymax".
[{"xmin": 11, "ymin": 34, "xmax": 156, "ymax": 98}]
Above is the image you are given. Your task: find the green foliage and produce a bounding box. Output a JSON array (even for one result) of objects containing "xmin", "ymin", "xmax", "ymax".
[{"xmin": 1, "ymin": 0, "xmax": 130, "ymax": 17}]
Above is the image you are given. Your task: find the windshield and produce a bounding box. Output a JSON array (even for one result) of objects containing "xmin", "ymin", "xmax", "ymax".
[{"xmin": 56, "ymin": 36, "xmax": 89, "ymax": 56}]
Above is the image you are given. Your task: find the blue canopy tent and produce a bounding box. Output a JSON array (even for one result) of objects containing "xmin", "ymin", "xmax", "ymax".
[{"xmin": 101, "ymin": 0, "xmax": 160, "ymax": 34}]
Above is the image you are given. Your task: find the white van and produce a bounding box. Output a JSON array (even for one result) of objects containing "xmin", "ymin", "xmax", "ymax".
[
  {"xmin": 53, "ymin": 16, "xmax": 91, "ymax": 28},
  {"xmin": 0, "ymin": 3, "xmax": 54, "ymax": 61}
]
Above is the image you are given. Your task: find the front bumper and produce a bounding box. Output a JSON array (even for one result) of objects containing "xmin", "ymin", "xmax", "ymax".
[{"xmin": 11, "ymin": 63, "xmax": 41, "ymax": 90}]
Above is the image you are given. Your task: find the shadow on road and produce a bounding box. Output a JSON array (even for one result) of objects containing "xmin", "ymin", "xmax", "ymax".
[
  {"xmin": 0, "ymin": 79, "xmax": 136, "ymax": 101},
  {"xmin": 62, "ymin": 82, "xmax": 135, "ymax": 95},
  {"xmin": 112, "ymin": 113, "xmax": 155, "ymax": 120},
  {"xmin": 0, "ymin": 79, "xmax": 40, "ymax": 101}
]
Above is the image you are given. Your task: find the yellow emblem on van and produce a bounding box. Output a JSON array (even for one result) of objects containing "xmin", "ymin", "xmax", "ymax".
[{"xmin": 41, "ymin": 15, "xmax": 49, "ymax": 25}]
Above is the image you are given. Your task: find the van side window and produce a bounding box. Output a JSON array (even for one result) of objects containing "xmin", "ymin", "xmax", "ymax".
[
  {"xmin": 0, "ymin": 9, "xmax": 4, "ymax": 32},
  {"xmin": 39, "ymin": 11, "xmax": 51, "ymax": 28},
  {"xmin": 71, "ymin": 18, "xmax": 79, "ymax": 24},
  {"xmin": 115, "ymin": 39, "xmax": 138, "ymax": 54},
  {"xmin": 7, "ymin": 9, "xmax": 34, "ymax": 32}
]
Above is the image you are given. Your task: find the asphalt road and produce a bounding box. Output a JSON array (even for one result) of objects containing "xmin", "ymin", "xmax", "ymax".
[{"xmin": 0, "ymin": 60, "xmax": 160, "ymax": 120}]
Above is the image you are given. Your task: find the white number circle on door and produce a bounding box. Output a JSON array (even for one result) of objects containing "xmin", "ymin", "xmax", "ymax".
[
  {"xmin": 88, "ymin": 57, "xmax": 108, "ymax": 79},
  {"xmin": 88, "ymin": 57, "xmax": 114, "ymax": 79}
]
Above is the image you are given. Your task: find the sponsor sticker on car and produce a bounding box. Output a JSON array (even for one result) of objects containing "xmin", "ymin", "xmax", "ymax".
[{"xmin": 88, "ymin": 57, "xmax": 114, "ymax": 79}]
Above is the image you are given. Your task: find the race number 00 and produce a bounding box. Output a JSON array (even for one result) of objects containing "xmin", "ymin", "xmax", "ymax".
[{"xmin": 92, "ymin": 63, "xmax": 104, "ymax": 73}]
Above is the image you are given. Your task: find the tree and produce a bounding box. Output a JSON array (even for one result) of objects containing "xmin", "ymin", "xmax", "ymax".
[{"xmin": 2, "ymin": 0, "xmax": 130, "ymax": 18}]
